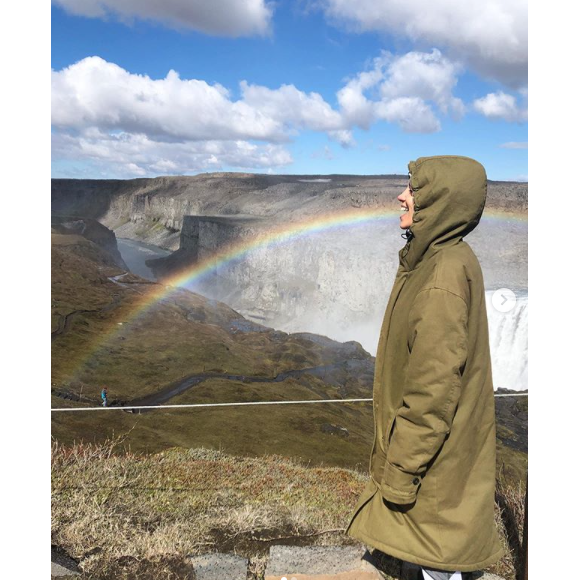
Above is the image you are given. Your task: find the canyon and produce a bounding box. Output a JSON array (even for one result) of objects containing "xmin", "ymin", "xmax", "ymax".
[{"xmin": 52, "ymin": 173, "xmax": 528, "ymax": 390}]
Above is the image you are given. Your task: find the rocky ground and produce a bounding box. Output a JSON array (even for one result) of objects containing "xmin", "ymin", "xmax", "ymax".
[{"xmin": 52, "ymin": 545, "xmax": 510, "ymax": 579}]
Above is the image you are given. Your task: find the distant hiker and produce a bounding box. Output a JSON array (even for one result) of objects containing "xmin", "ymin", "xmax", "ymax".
[{"xmin": 101, "ymin": 387, "xmax": 108, "ymax": 407}]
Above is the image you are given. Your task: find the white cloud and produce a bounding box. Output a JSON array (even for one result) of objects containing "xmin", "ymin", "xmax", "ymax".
[
  {"xmin": 375, "ymin": 97, "xmax": 441, "ymax": 133},
  {"xmin": 52, "ymin": 129, "xmax": 292, "ymax": 178},
  {"xmin": 51, "ymin": 53, "xmax": 471, "ymax": 176},
  {"xmin": 240, "ymin": 81, "xmax": 344, "ymax": 133},
  {"xmin": 378, "ymin": 50, "xmax": 465, "ymax": 119},
  {"xmin": 52, "ymin": 54, "xmax": 466, "ymax": 140},
  {"xmin": 52, "ymin": 57, "xmax": 286, "ymax": 142},
  {"xmin": 53, "ymin": 0, "xmax": 273, "ymax": 37},
  {"xmin": 500, "ymin": 142, "xmax": 528, "ymax": 149},
  {"xmin": 336, "ymin": 66, "xmax": 384, "ymax": 129},
  {"xmin": 336, "ymin": 49, "xmax": 461, "ymax": 133},
  {"xmin": 321, "ymin": 0, "xmax": 527, "ymax": 87},
  {"xmin": 51, "ymin": 57, "xmax": 323, "ymax": 176},
  {"xmin": 327, "ymin": 129, "xmax": 355, "ymax": 147},
  {"xmin": 473, "ymin": 91, "xmax": 527, "ymax": 122}
]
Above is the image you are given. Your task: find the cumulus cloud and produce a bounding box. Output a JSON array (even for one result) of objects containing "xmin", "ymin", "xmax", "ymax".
[
  {"xmin": 53, "ymin": 0, "xmax": 273, "ymax": 37},
  {"xmin": 240, "ymin": 81, "xmax": 344, "ymax": 133},
  {"xmin": 473, "ymin": 91, "xmax": 528, "ymax": 122},
  {"xmin": 51, "ymin": 54, "xmax": 469, "ymax": 176},
  {"xmin": 378, "ymin": 50, "xmax": 465, "ymax": 119},
  {"xmin": 52, "ymin": 57, "xmax": 286, "ymax": 142},
  {"xmin": 336, "ymin": 49, "xmax": 462, "ymax": 133},
  {"xmin": 321, "ymin": 0, "xmax": 527, "ymax": 87},
  {"xmin": 336, "ymin": 66, "xmax": 384, "ymax": 129},
  {"xmin": 375, "ymin": 97, "xmax": 441, "ymax": 133},
  {"xmin": 52, "ymin": 129, "xmax": 292, "ymax": 178}
]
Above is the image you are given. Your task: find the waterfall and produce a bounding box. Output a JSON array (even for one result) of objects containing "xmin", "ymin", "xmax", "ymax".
[{"xmin": 485, "ymin": 290, "xmax": 528, "ymax": 391}]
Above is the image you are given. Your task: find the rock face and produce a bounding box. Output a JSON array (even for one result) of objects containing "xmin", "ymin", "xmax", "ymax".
[
  {"xmin": 180, "ymin": 215, "xmax": 266, "ymax": 254},
  {"xmin": 51, "ymin": 173, "xmax": 528, "ymax": 251},
  {"xmin": 51, "ymin": 216, "xmax": 127, "ymax": 270},
  {"xmin": 147, "ymin": 214, "xmax": 267, "ymax": 278}
]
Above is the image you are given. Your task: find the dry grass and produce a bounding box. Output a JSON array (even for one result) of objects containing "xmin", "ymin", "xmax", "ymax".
[
  {"xmin": 52, "ymin": 433, "xmax": 526, "ymax": 580},
  {"xmin": 493, "ymin": 469, "xmax": 527, "ymax": 580}
]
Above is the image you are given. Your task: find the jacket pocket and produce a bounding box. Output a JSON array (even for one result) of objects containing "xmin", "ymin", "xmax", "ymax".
[{"xmin": 385, "ymin": 414, "xmax": 397, "ymax": 448}]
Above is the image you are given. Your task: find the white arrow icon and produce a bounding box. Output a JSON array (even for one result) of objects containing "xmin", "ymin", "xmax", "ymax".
[{"xmin": 492, "ymin": 288, "xmax": 517, "ymax": 312}]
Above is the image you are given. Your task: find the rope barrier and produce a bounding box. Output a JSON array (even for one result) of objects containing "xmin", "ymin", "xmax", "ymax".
[{"xmin": 50, "ymin": 393, "xmax": 528, "ymax": 413}]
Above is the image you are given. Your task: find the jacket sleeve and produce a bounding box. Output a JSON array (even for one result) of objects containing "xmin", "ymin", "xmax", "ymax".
[{"xmin": 380, "ymin": 287, "xmax": 469, "ymax": 504}]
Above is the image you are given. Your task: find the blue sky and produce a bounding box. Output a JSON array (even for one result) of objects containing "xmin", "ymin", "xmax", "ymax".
[{"xmin": 51, "ymin": 0, "xmax": 528, "ymax": 180}]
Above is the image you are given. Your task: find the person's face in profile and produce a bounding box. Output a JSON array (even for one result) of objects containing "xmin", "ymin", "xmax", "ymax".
[{"xmin": 397, "ymin": 178, "xmax": 415, "ymax": 230}]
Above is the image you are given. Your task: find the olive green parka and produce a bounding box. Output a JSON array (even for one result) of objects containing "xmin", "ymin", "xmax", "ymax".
[{"xmin": 346, "ymin": 156, "xmax": 504, "ymax": 572}]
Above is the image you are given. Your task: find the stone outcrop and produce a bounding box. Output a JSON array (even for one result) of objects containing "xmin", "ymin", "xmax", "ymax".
[{"xmin": 51, "ymin": 216, "xmax": 127, "ymax": 270}]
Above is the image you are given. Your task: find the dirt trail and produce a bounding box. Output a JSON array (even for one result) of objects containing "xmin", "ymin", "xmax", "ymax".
[
  {"xmin": 128, "ymin": 362, "xmax": 362, "ymax": 408},
  {"xmin": 51, "ymin": 361, "xmax": 369, "ymax": 409},
  {"xmin": 51, "ymin": 275, "xmax": 150, "ymax": 342},
  {"xmin": 51, "ymin": 308, "xmax": 100, "ymax": 342}
]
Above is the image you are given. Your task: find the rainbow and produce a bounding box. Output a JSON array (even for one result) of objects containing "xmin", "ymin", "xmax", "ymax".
[{"xmin": 63, "ymin": 206, "xmax": 527, "ymax": 378}]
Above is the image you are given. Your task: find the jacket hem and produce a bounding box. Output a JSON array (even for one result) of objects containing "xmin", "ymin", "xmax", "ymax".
[{"xmin": 346, "ymin": 527, "xmax": 505, "ymax": 573}]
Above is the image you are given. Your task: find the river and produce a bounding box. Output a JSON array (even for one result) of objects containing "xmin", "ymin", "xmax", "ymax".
[{"xmin": 116, "ymin": 238, "xmax": 171, "ymax": 281}]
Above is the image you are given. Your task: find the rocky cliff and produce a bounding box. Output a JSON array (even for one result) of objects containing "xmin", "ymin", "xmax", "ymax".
[
  {"xmin": 51, "ymin": 215, "xmax": 127, "ymax": 270},
  {"xmin": 51, "ymin": 173, "xmax": 527, "ymax": 250}
]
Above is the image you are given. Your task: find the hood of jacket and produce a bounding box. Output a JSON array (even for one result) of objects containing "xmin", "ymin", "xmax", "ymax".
[{"xmin": 400, "ymin": 155, "xmax": 487, "ymax": 271}]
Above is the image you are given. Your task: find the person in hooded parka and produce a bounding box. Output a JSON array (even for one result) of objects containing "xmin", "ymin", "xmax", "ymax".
[{"xmin": 346, "ymin": 156, "xmax": 505, "ymax": 579}]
